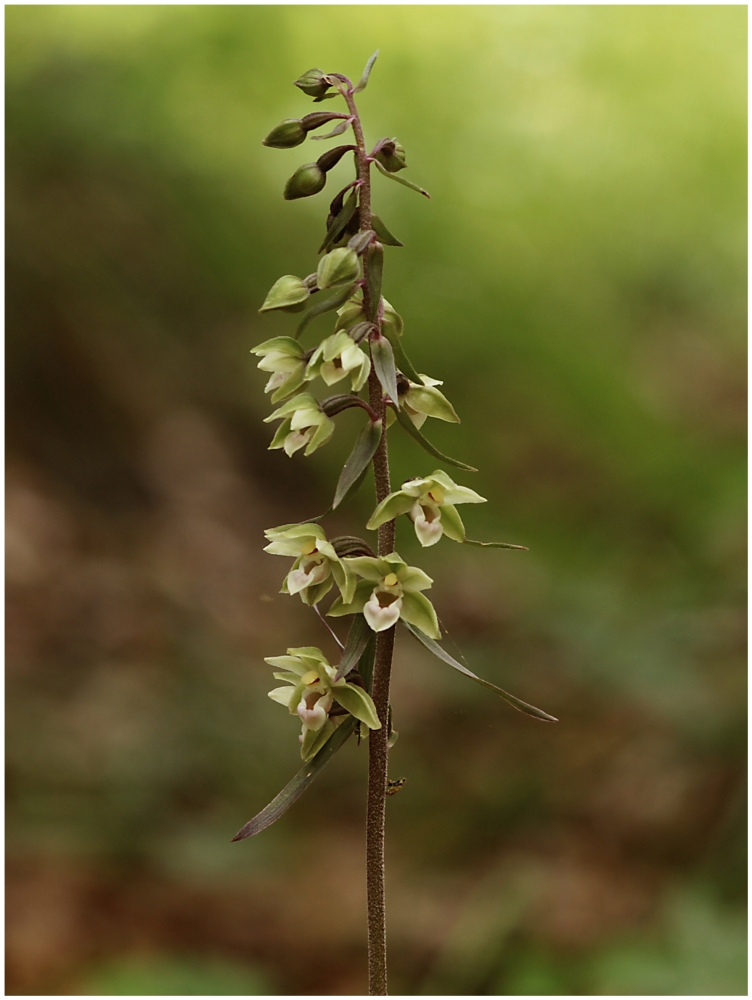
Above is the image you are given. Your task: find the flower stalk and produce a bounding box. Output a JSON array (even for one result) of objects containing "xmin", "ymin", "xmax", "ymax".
[{"xmin": 238, "ymin": 50, "xmax": 556, "ymax": 998}]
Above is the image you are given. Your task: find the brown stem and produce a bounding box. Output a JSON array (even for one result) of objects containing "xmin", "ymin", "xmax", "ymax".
[{"xmin": 345, "ymin": 84, "xmax": 394, "ymax": 997}]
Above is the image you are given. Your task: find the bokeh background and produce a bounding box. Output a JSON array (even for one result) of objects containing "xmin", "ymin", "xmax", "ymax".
[{"xmin": 6, "ymin": 5, "xmax": 747, "ymax": 996}]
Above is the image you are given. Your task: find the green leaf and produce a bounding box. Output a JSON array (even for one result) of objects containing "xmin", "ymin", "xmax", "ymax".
[
  {"xmin": 333, "ymin": 418, "xmax": 383, "ymax": 508},
  {"xmin": 403, "ymin": 623, "xmax": 558, "ymax": 722},
  {"xmin": 371, "ymin": 334, "xmax": 399, "ymax": 406},
  {"xmin": 365, "ymin": 242, "xmax": 384, "ymax": 321},
  {"xmin": 296, "ymin": 282, "xmax": 357, "ymax": 338},
  {"xmin": 464, "ymin": 538, "xmax": 529, "ymax": 550},
  {"xmin": 371, "ymin": 215, "xmax": 404, "ymax": 247},
  {"xmin": 380, "ymin": 324, "xmax": 422, "ymax": 383},
  {"xmin": 231, "ymin": 716, "xmax": 356, "ymax": 840},
  {"xmin": 354, "ymin": 49, "xmax": 379, "ymax": 93},
  {"xmin": 393, "ymin": 405, "xmax": 477, "ymax": 472},
  {"xmin": 310, "ymin": 118, "xmax": 353, "ymax": 141},
  {"xmin": 374, "ymin": 159, "xmax": 431, "ymax": 199},
  {"xmin": 318, "ymin": 190, "xmax": 357, "ymax": 253},
  {"xmin": 335, "ymin": 613, "xmax": 372, "ymax": 680}
]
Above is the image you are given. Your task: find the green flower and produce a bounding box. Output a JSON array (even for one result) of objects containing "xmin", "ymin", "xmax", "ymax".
[
  {"xmin": 264, "ymin": 392, "xmax": 335, "ymax": 457},
  {"xmin": 387, "ymin": 374, "xmax": 460, "ymax": 429},
  {"xmin": 306, "ymin": 331, "xmax": 370, "ymax": 392},
  {"xmin": 328, "ymin": 552, "xmax": 440, "ymax": 639},
  {"xmin": 251, "ymin": 337, "xmax": 309, "ymax": 403},
  {"xmin": 367, "ymin": 470, "xmax": 486, "ymax": 547},
  {"xmin": 267, "ymin": 646, "xmax": 381, "ymax": 761},
  {"xmin": 264, "ymin": 523, "xmax": 356, "ymax": 606}
]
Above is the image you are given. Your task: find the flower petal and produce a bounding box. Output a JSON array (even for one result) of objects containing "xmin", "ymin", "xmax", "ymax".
[
  {"xmin": 399, "ymin": 591, "xmax": 441, "ymax": 639},
  {"xmin": 332, "ymin": 683, "xmax": 381, "ymax": 730}
]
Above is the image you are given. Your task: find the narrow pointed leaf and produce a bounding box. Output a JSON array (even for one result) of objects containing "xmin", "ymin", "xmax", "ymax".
[
  {"xmin": 310, "ymin": 118, "xmax": 353, "ymax": 140},
  {"xmin": 333, "ymin": 418, "xmax": 383, "ymax": 508},
  {"xmin": 335, "ymin": 614, "xmax": 372, "ymax": 680},
  {"xmin": 465, "ymin": 538, "xmax": 529, "ymax": 550},
  {"xmin": 374, "ymin": 159, "xmax": 430, "ymax": 198},
  {"xmin": 318, "ymin": 191, "xmax": 358, "ymax": 253},
  {"xmin": 296, "ymin": 282, "xmax": 357, "ymax": 338},
  {"xmin": 371, "ymin": 334, "xmax": 399, "ymax": 406},
  {"xmin": 371, "ymin": 214, "xmax": 404, "ymax": 247},
  {"xmin": 380, "ymin": 325, "xmax": 422, "ymax": 383},
  {"xmin": 231, "ymin": 717, "xmax": 356, "ymax": 840},
  {"xmin": 393, "ymin": 405, "xmax": 477, "ymax": 472},
  {"xmin": 365, "ymin": 242, "xmax": 384, "ymax": 321},
  {"xmin": 403, "ymin": 623, "xmax": 558, "ymax": 723},
  {"xmin": 354, "ymin": 49, "xmax": 379, "ymax": 93}
]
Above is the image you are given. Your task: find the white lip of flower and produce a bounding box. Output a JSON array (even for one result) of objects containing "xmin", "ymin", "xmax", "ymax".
[
  {"xmin": 410, "ymin": 499, "xmax": 444, "ymax": 546},
  {"xmin": 286, "ymin": 555, "xmax": 331, "ymax": 594},
  {"xmin": 328, "ymin": 554, "xmax": 441, "ymax": 639},
  {"xmin": 366, "ymin": 471, "xmax": 486, "ymax": 547},
  {"xmin": 306, "ymin": 332, "xmax": 370, "ymax": 392},
  {"xmin": 296, "ymin": 685, "xmax": 334, "ymax": 731},
  {"xmin": 263, "ymin": 523, "xmax": 357, "ymax": 607},
  {"xmin": 266, "ymin": 646, "xmax": 381, "ymax": 760}
]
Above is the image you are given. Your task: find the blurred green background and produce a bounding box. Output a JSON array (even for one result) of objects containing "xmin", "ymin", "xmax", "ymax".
[{"xmin": 6, "ymin": 5, "xmax": 746, "ymax": 995}]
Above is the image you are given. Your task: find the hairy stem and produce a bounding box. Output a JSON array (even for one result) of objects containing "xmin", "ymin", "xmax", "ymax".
[{"xmin": 345, "ymin": 84, "xmax": 394, "ymax": 997}]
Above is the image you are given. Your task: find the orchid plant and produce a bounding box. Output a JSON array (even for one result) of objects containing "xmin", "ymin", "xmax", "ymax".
[{"xmin": 233, "ymin": 52, "xmax": 557, "ymax": 996}]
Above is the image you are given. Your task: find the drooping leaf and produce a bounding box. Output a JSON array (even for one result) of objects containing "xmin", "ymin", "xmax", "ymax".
[
  {"xmin": 231, "ymin": 716, "xmax": 356, "ymax": 841},
  {"xmin": 354, "ymin": 49, "xmax": 379, "ymax": 93},
  {"xmin": 333, "ymin": 418, "xmax": 383, "ymax": 508},
  {"xmin": 374, "ymin": 159, "xmax": 431, "ymax": 198},
  {"xmin": 365, "ymin": 242, "xmax": 384, "ymax": 321},
  {"xmin": 371, "ymin": 214, "xmax": 404, "ymax": 247},
  {"xmin": 296, "ymin": 282, "xmax": 357, "ymax": 338},
  {"xmin": 310, "ymin": 118, "xmax": 353, "ymax": 140},
  {"xmin": 380, "ymin": 324, "xmax": 422, "ymax": 383},
  {"xmin": 403, "ymin": 623, "xmax": 558, "ymax": 722},
  {"xmin": 464, "ymin": 538, "xmax": 529, "ymax": 550},
  {"xmin": 393, "ymin": 405, "xmax": 477, "ymax": 472},
  {"xmin": 335, "ymin": 614, "xmax": 372, "ymax": 680},
  {"xmin": 371, "ymin": 334, "xmax": 399, "ymax": 406},
  {"xmin": 318, "ymin": 190, "xmax": 357, "ymax": 253}
]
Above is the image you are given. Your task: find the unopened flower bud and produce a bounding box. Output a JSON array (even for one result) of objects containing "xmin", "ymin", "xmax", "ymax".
[
  {"xmin": 259, "ymin": 275, "xmax": 310, "ymax": 313},
  {"xmin": 263, "ymin": 118, "xmax": 306, "ymax": 149},
  {"xmin": 284, "ymin": 163, "xmax": 326, "ymax": 200},
  {"xmin": 293, "ymin": 68, "xmax": 332, "ymax": 99},
  {"xmin": 316, "ymin": 145, "xmax": 357, "ymax": 174},
  {"xmin": 374, "ymin": 139, "xmax": 407, "ymax": 173},
  {"xmin": 317, "ymin": 247, "xmax": 360, "ymax": 289},
  {"xmin": 301, "ymin": 112, "xmax": 347, "ymax": 133}
]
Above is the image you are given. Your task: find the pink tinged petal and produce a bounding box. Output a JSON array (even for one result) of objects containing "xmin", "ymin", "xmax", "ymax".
[
  {"xmin": 264, "ymin": 370, "xmax": 290, "ymax": 394},
  {"xmin": 296, "ymin": 691, "xmax": 332, "ymax": 731},
  {"xmin": 410, "ymin": 501, "xmax": 443, "ymax": 547},
  {"xmin": 286, "ymin": 567, "xmax": 315, "ymax": 594},
  {"xmin": 320, "ymin": 360, "xmax": 347, "ymax": 385},
  {"xmin": 363, "ymin": 590, "xmax": 403, "ymax": 632},
  {"xmin": 284, "ymin": 429, "xmax": 312, "ymax": 456}
]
